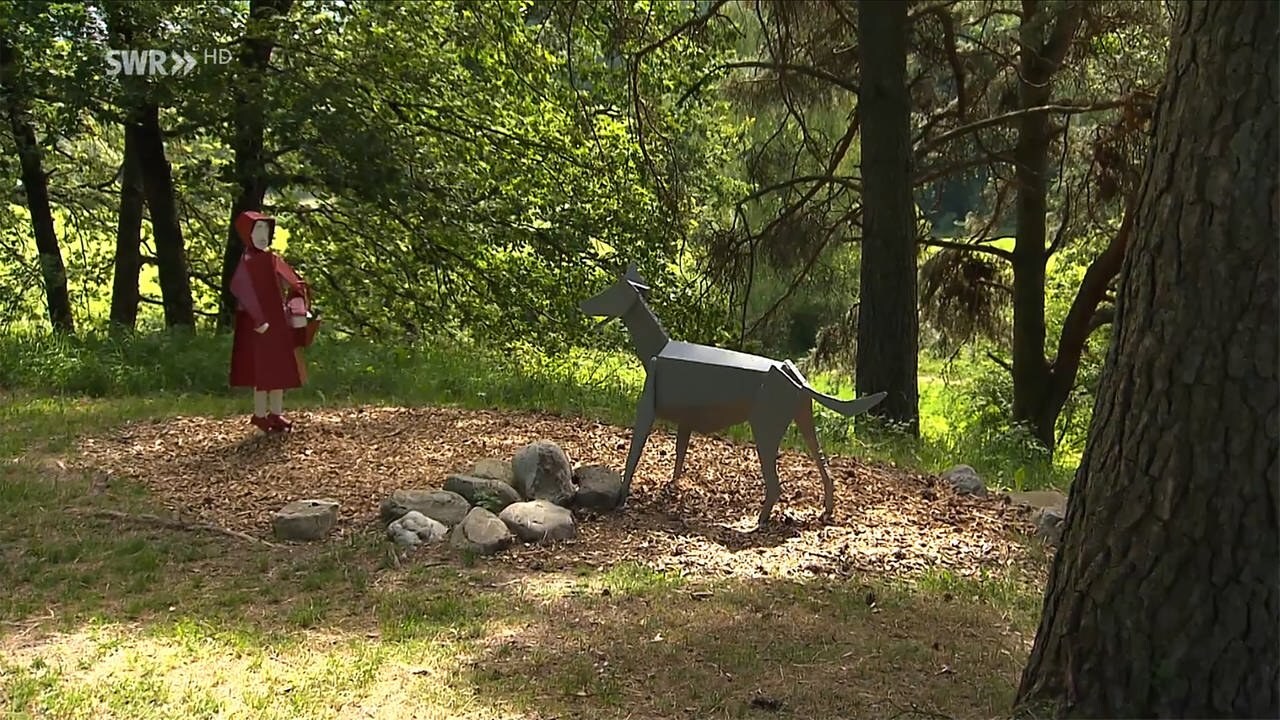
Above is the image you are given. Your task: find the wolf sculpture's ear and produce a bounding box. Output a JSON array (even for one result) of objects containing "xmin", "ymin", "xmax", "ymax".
[{"xmin": 623, "ymin": 261, "xmax": 650, "ymax": 293}]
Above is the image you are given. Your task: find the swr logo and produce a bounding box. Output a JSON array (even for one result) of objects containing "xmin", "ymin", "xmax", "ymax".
[{"xmin": 105, "ymin": 49, "xmax": 228, "ymax": 77}]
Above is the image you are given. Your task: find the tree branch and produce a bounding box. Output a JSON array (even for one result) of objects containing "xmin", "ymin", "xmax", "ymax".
[
  {"xmin": 920, "ymin": 236, "xmax": 1015, "ymax": 262},
  {"xmin": 1087, "ymin": 305, "xmax": 1114, "ymax": 333},
  {"xmin": 633, "ymin": 0, "xmax": 731, "ymax": 60},
  {"xmin": 1042, "ymin": 1, "xmax": 1086, "ymax": 69},
  {"xmin": 740, "ymin": 208, "xmax": 852, "ymax": 341},
  {"xmin": 739, "ymin": 173, "xmax": 862, "ymax": 204},
  {"xmin": 65, "ymin": 508, "xmax": 281, "ymax": 548},
  {"xmin": 917, "ymin": 98, "xmax": 1131, "ymax": 157},
  {"xmin": 678, "ymin": 60, "xmax": 858, "ymax": 106},
  {"xmin": 1044, "ymin": 195, "xmax": 1135, "ymax": 415}
]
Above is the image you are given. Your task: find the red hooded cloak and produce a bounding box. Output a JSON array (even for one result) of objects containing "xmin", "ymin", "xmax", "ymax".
[{"xmin": 228, "ymin": 211, "xmax": 309, "ymax": 390}]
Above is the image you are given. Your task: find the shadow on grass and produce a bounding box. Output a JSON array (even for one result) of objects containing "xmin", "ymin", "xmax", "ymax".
[
  {"xmin": 1, "ymin": 464, "xmax": 1038, "ymax": 720},
  {"xmin": 457, "ymin": 573, "xmax": 1030, "ymax": 719}
]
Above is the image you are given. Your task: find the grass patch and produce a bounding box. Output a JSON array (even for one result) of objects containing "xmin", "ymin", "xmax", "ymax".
[
  {"xmin": 0, "ymin": 464, "xmax": 1043, "ymax": 720},
  {"xmin": 0, "ymin": 331, "xmax": 1073, "ymax": 490},
  {"xmin": 376, "ymin": 591, "xmax": 497, "ymax": 642},
  {"xmin": 594, "ymin": 561, "xmax": 685, "ymax": 597},
  {"xmin": 0, "ymin": 334, "xmax": 1053, "ymax": 719}
]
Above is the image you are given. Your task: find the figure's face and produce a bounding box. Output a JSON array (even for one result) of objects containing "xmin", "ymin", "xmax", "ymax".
[{"xmin": 251, "ymin": 221, "xmax": 271, "ymax": 250}]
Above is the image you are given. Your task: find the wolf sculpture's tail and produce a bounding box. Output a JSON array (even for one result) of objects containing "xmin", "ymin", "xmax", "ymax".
[
  {"xmin": 808, "ymin": 388, "xmax": 888, "ymax": 417},
  {"xmin": 780, "ymin": 360, "xmax": 888, "ymax": 417}
]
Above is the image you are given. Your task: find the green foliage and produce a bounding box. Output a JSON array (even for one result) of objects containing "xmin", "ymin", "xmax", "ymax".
[
  {"xmin": 2, "ymin": 0, "xmax": 745, "ymax": 347},
  {"xmin": 0, "ymin": 0, "xmax": 1175, "ymax": 470},
  {"xmin": 0, "ymin": 331, "xmax": 1073, "ymax": 490},
  {"xmin": 737, "ymin": 242, "xmax": 860, "ymax": 359},
  {"xmin": 261, "ymin": 0, "xmax": 744, "ymax": 347}
]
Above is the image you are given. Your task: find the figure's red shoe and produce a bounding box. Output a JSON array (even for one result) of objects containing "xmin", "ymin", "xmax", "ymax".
[
  {"xmin": 250, "ymin": 415, "xmax": 275, "ymax": 433},
  {"xmin": 268, "ymin": 413, "xmax": 293, "ymax": 432}
]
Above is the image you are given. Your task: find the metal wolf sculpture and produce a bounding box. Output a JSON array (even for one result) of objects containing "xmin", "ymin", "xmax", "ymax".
[{"xmin": 580, "ymin": 263, "xmax": 887, "ymax": 528}]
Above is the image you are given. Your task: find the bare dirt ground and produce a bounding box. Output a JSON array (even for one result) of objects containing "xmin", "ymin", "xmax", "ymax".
[{"xmin": 75, "ymin": 405, "xmax": 1046, "ymax": 582}]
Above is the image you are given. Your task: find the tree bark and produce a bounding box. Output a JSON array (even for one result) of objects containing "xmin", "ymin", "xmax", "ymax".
[
  {"xmin": 1015, "ymin": 2, "xmax": 1279, "ymax": 717},
  {"xmin": 218, "ymin": 0, "xmax": 293, "ymax": 331},
  {"xmin": 109, "ymin": 121, "xmax": 145, "ymax": 330},
  {"xmin": 105, "ymin": 4, "xmax": 194, "ymax": 329},
  {"xmin": 854, "ymin": 0, "xmax": 919, "ymax": 434},
  {"xmin": 131, "ymin": 103, "xmax": 195, "ymax": 328},
  {"xmin": 0, "ymin": 37, "xmax": 74, "ymax": 334},
  {"xmin": 1010, "ymin": 0, "xmax": 1082, "ymax": 451},
  {"xmin": 1036, "ymin": 198, "xmax": 1134, "ymax": 441}
]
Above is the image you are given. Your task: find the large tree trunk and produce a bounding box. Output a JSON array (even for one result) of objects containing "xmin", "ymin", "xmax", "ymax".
[
  {"xmin": 109, "ymin": 122, "xmax": 145, "ymax": 330},
  {"xmin": 854, "ymin": 0, "xmax": 919, "ymax": 434},
  {"xmin": 1015, "ymin": 2, "xmax": 1279, "ymax": 717},
  {"xmin": 1009, "ymin": 0, "xmax": 1082, "ymax": 451},
  {"xmin": 218, "ymin": 0, "xmax": 293, "ymax": 331},
  {"xmin": 131, "ymin": 104, "xmax": 195, "ymax": 328},
  {"xmin": 105, "ymin": 5, "xmax": 194, "ymax": 329},
  {"xmin": 0, "ymin": 38, "xmax": 74, "ymax": 334}
]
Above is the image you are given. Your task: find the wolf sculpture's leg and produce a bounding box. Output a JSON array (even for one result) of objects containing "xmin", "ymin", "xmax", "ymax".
[
  {"xmin": 749, "ymin": 367, "xmax": 803, "ymax": 528},
  {"xmin": 672, "ymin": 425, "xmax": 691, "ymax": 483},
  {"xmin": 794, "ymin": 400, "xmax": 836, "ymax": 522},
  {"xmin": 750, "ymin": 429, "xmax": 785, "ymax": 529},
  {"xmin": 620, "ymin": 367, "xmax": 658, "ymax": 509}
]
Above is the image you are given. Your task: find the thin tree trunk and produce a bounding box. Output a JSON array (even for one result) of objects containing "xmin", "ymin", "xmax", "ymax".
[
  {"xmin": 1010, "ymin": 0, "xmax": 1082, "ymax": 452},
  {"xmin": 1036, "ymin": 198, "xmax": 1134, "ymax": 436},
  {"xmin": 0, "ymin": 37, "xmax": 74, "ymax": 334},
  {"xmin": 854, "ymin": 0, "xmax": 919, "ymax": 434},
  {"xmin": 218, "ymin": 0, "xmax": 293, "ymax": 331},
  {"xmin": 109, "ymin": 122, "xmax": 145, "ymax": 330},
  {"xmin": 131, "ymin": 104, "xmax": 194, "ymax": 328},
  {"xmin": 105, "ymin": 4, "xmax": 193, "ymax": 329},
  {"xmin": 1015, "ymin": 1, "xmax": 1279, "ymax": 716}
]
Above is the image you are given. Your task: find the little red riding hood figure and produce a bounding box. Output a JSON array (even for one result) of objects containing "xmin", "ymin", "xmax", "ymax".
[{"xmin": 228, "ymin": 210, "xmax": 317, "ymax": 432}]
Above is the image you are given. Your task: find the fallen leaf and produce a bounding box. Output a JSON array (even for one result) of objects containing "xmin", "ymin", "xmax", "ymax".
[{"xmin": 70, "ymin": 406, "xmax": 1046, "ymax": 585}]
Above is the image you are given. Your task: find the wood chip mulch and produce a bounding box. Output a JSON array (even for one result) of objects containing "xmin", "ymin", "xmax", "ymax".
[{"xmin": 74, "ymin": 406, "xmax": 1046, "ymax": 581}]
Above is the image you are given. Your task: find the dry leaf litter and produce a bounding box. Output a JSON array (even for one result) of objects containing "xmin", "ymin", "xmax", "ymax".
[{"xmin": 75, "ymin": 406, "xmax": 1046, "ymax": 581}]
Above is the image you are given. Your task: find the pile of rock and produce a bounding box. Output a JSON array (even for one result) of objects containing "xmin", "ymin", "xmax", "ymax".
[
  {"xmin": 380, "ymin": 439, "xmax": 624, "ymax": 556},
  {"xmin": 940, "ymin": 463, "xmax": 1068, "ymax": 546}
]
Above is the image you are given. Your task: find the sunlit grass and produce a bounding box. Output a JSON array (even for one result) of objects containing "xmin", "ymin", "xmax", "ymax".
[
  {"xmin": 0, "ymin": 329, "xmax": 1072, "ymax": 491},
  {"xmin": 0, "ymin": 336, "xmax": 1052, "ymax": 720}
]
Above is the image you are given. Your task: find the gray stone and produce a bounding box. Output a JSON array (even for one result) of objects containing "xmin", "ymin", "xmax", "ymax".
[
  {"xmin": 1033, "ymin": 506, "xmax": 1066, "ymax": 546},
  {"xmin": 940, "ymin": 464, "xmax": 987, "ymax": 497},
  {"xmin": 1005, "ymin": 490, "xmax": 1067, "ymax": 514},
  {"xmin": 499, "ymin": 499, "xmax": 578, "ymax": 544},
  {"xmin": 449, "ymin": 507, "xmax": 514, "ymax": 556},
  {"xmin": 380, "ymin": 489, "xmax": 470, "ymax": 527},
  {"xmin": 273, "ymin": 499, "xmax": 339, "ymax": 542},
  {"xmin": 443, "ymin": 474, "xmax": 522, "ymax": 513},
  {"xmin": 387, "ymin": 510, "xmax": 448, "ymax": 548},
  {"xmin": 472, "ymin": 457, "xmax": 518, "ymax": 489},
  {"xmin": 573, "ymin": 464, "xmax": 624, "ymax": 511},
  {"xmin": 387, "ymin": 524, "xmax": 421, "ymax": 548},
  {"xmin": 512, "ymin": 440, "xmax": 575, "ymax": 506}
]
